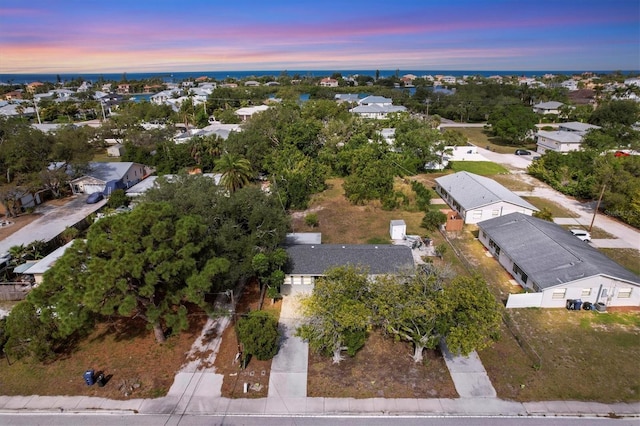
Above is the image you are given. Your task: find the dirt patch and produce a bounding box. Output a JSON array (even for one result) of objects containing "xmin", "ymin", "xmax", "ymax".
[
  {"xmin": 307, "ymin": 331, "xmax": 458, "ymax": 399},
  {"xmin": 214, "ymin": 280, "xmax": 281, "ymax": 398},
  {"xmin": 0, "ymin": 309, "xmax": 207, "ymax": 399}
]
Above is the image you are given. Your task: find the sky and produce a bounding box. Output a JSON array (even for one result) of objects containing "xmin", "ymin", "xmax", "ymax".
[{"xmin": 0, "ymin": 0, "xmax": 639, "ymax": 74}]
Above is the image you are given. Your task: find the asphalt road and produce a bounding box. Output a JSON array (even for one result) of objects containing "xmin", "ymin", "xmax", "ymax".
[{"xmin": 0, "ymin": 413, "xmax": 632, "ymax": 426}]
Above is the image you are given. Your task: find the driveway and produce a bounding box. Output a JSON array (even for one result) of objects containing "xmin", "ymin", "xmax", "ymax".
[
  {"xmin": 469, "ymin": 146, "xmax": 640, "ymax": 251},
  {"xmin": 0, "ymin": 194, "xmax": 106, "ymax": 253}
]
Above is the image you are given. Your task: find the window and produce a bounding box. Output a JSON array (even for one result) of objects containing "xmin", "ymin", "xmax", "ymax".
[
  {"xmin": 618, "ymin": 288, "xmax": 632, "ymax": 299},
  {"xmin": 482, "ymin": 231, "xmax": 486, "ymax": 239},
  {"xmin": 552, "ymin": 289, "xmax": 566, "ymax": 299},
  {"xmin": 488, "ymin": 239, "xmax": 501, "ymax": 256},
  {"xmin": 473, "ymin": 210, "xmax": 483, "ymax": 219},
  {"xmin": 581, "ymin": 288, "xmax": 591, "ymax": 297},
  {"xmin": 492, "ymin": 209, "xmax": 500, "ymax": 217},
  {"xmin": 512, "ymin": 264, "xmax": 528, "ymax": 283}
]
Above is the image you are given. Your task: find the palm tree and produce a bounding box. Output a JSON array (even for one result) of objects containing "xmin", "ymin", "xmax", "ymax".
[{"xmin": 214, "ymin": 153, "xmax": 252, "ymax": 193}]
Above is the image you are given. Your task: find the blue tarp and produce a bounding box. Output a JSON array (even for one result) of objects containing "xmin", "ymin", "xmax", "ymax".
[{"xmin": 103, "ymin": 179, "xmax": 126, "ymax": 195}]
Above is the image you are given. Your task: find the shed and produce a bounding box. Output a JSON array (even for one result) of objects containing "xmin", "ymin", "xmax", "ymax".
[{"xmin": 390, "ymin": 220, "xmax": 406, "ymax": 240}]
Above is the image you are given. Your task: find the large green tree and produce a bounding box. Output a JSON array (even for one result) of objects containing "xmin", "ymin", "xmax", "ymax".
[
  {"xmin": 487, "ymin": 105, "xmax": 538, "ymax": 145},
  {"xmin": 214, "ymin": 153, "xmax": 253, "ymax": 193},
  {"xmin": 296, "ymin": 265, "xmax": 371, "ymax": 363},
  {"xmin": 33, "ymin": 202, "xmax": 230, "ymax": 343}
]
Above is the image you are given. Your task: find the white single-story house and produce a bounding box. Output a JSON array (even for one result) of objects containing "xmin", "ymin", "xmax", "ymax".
[
  {"xmin": 478, "ymin": 213, "xmax": 640, "ymax": 309},
  {"xmin": 532, "ymin": 101, "xmax": 564, "ymax": 115},
  {"xmin": 235, "ymin": 105, "xmax": 269, "ymax": 121},
  {"xmin": 22, "ymin": 240, "xmax": 76, "ymax": 285},
  {"xmin": 435, "ymin": 172, "xmax": 538, "ymax": 224},
  {"xmin": 536, "ymin": 122, "xmax": 601, "ymax": 153},
  {"xmin": 69, "ymin": 162, "xmax": 148, "ymax": 195},
  {"xmin": 125, "ymin": 173, "xmax": 222, "ymax": 197},
  {"xmin": 390, "ymin": 220, "xmax": 406, "ymax": 240},
  {"xmin": 283, "ymin": 244, "xmax": 414, "ymax": 294}
]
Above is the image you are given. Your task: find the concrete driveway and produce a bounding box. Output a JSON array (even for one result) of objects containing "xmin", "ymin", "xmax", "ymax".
[{"xmin": 0, "ymin": 194, "xmax": 106, "ymax": 253}]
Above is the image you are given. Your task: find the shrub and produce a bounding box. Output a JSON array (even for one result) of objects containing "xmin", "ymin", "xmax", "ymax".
[
  {"xmin": 236, "ymin": 311, "xmax": 280, "ymax": 361},
  {"xmin": 304, "ymin": 213, "xmax": 319, "ymax": 228},
  {"xmin": 421, "ymin": 210, "xmax": 446, "ymax": 231}
]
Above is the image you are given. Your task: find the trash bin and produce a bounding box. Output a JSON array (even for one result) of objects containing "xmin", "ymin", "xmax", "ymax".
[
  {"xmin": 566, "ymin": 299, "xmax": 575, "ymax": 310},
  {"xmin": 83, "ymin": 369, "xmax": 95, "ymax": 386},
  {"xmin": 582, "ymin": 301, "xmax": 593, "ymax": 311},
  {"xmin": 96, "ymin": 373, "xmax": 106, "ymax": 387},
  {"xmin": 573, "ymin": 299, "xmax": 583, "ymax": 310},
  {"xmin": 595, "ymin": 302, "xmax": 607, "ymax": 312}
]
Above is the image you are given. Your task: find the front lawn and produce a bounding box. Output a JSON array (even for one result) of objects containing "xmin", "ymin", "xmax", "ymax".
[{"xmin": 449, "ymin": 161, "xmax": 509, "ymax": 176}]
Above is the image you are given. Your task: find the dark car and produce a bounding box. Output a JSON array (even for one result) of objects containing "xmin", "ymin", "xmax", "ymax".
[
  {"xmin": 515, "ymin": 149, "xmax": 531, "ymax": 155},
  {"xmin": 86, "ymin": 192, "xmax": 104, "ymax": 204}
]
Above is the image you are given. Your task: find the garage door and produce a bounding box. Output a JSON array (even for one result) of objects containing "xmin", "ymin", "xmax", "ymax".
[{"xmin": 83, "ymin": 184, "xmax": 104, "ymax": 194}]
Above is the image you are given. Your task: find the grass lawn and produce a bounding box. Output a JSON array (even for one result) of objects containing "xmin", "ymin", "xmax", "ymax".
[
  {"xmin": 599, "ymin": 248, "xmax": 640, "ymax": 275},
  {"xmin": 449, "ymin": 161, "xmax": 509, "ymax": 176},
  {"xmin": 522, "ymin": 196, "xmax": 581, "ymax": 218},
  {"xmin": 92, "ymin": 153, "xmax": 122, "ymax": 162},
  {"xmin": 491, "ymin": 174, "xmax": 536, "ymax": 192},
  {"xmin": 455, "ymin": 127, "xmax": 537, "ymax": 154},
  {"xmin": 447, "ymin": 225, "xmax": 640, "ymax": 402},
  {"xmin": 293, "ymin": 177, "xmax": 426, "ymax": 244}
]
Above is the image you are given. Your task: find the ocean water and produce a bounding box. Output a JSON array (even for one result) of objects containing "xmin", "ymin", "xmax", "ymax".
[{"xmin": 1, "ymin": 69, "xmax": 635, "ymax": 85}]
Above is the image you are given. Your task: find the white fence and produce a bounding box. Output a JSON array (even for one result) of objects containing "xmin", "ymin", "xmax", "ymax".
[{"xmin": 506, "ymin": 292, "xmax": 543, "ymax": 308}]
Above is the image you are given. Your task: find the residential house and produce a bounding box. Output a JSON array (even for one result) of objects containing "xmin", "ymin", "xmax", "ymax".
[
  {"xmin": 283, "ymin": 243, "xmax": 414, "ymax": 293},
  {"xmin": 561, "ymin": 79, "xmax": 579, "ymax": 91},
  {"xmin": 320, "ymin": 77, "xmax": 339, "ymax": 87},
  {"xmin": 22, "ymin": 240, "xmax": 76, "ymax": 285},
  {"xmin": 532, "ymin": 101, "xmax": 564, "ymax": 115},
  {"xmin": 26, "ymin": 82, "xmax": 44, "ymax": 93},
  {"xmin": 434, "ymin": 171, "xmax": 538, "ymax": 224},
  {"xmin": 235, "ymin": 105, "xmax": 269, "ymax": 121},
  {"xmin": 69, "ymin": 162, "xmax": 148, "ymax": 195},
  {"xmin": 150, "ymin": 89, "xmax": 182, "ymax": 105},
  {"xmin": 535, "ymin": 122, "xmax": 601, "ymax": 154},
  {"xmin": 2, "ymin": 90, "xmax": 23, "ymax": 100},
  {"xmin": 244, "ymin": 80, "xmax": 261, "ymax": 87},
  {"xmin": 334, "ymin": 93, "xmax": 360, "ymax": 103},
  {"xmin": 478, "ymin": 213, "xmax": 640, "ymax": 308},
  {"xmin": 126, "ymin": 173, "xmax": 222, "ymax": 197},
  {"xmin": 117, "ymin": 84, "xmax": 131, "ymax": 94},
  {"xmin": 349, "ymin": 95, "xmax": 407, "ymax": 119}
]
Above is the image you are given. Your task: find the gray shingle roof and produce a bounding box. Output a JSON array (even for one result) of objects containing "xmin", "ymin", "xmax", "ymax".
[
  {"xmin": 286, "ymin": 244, "xmax": 414, "ymax": 276},
  {"xmin": 478, "ymin": 213, "xmax": 640, "ymax": 289},
  {"xmin": 435, "ymin": 172, "xmax": 538, "ymax": 212}
]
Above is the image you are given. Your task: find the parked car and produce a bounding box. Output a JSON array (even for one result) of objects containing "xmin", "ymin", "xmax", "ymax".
[
  {"xmin": 86, "ymin": 192, "xmax": 104, "ymax": 204},
  {"xmin": 515, "ymin": 149, "xmax": 531, "ymax": 155},
  {"xmin": 570, "ymin": 228, "xmax": 591, "ymax": 242}
]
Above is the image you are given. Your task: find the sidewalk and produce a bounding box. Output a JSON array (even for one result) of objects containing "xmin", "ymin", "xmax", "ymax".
[{"xmin": 1, "ymin": 293, "xmax": 638, "ymax": 418}]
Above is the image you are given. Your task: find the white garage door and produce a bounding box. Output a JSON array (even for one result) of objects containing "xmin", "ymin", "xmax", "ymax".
[{"xmin": 83, "ymin": 184, "xmax": 104, "ymax": 194}]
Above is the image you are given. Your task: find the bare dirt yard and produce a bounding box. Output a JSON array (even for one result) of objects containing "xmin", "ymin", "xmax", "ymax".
[
  {"xmin": 214, "ymin": 280, "xmax": 281, "ymax": 398},
  {"xmin": 0, "ymin": 308, "xmax": 207, "ymax": 399},
  {"xmin": 307, "ymin": 332, "xmax": 458, "ymax": 399}
]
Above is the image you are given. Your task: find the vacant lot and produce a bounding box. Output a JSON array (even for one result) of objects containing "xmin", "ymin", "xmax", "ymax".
[
  {"xmin": 454, "ymin": 127, "xmax": 537, "ymax": 154},
  {"xmin": 522, "ymin": 196, "xmax": 580, "ymax": 218},
  {"xmin": 0, "ymin": 308, "xmax": 207, "ymax": 399}
]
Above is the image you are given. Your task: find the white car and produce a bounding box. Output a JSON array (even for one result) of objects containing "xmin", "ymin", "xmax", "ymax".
[{"xmin": 570, "ymin": 229, "xmax": 591, "ymax": 242}]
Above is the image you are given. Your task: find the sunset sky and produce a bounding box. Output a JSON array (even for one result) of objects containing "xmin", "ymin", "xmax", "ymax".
[{"xmin": 1, "ymin": 0, "xmax": 638, "ymax": 74}]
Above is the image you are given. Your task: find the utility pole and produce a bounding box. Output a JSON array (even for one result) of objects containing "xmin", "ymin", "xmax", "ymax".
[{"xmin": 589, "ymin": 184, "xmax": 606, "ymax": 232}]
